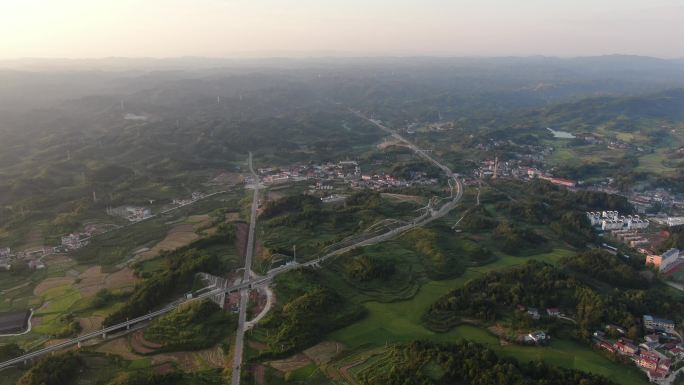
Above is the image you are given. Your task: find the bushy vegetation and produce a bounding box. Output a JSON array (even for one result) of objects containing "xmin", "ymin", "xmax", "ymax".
[
  {"xmin": 459, "ymin": 205, "xmax": 498, "ymax": 231},
  {"xmin": 344, "ymin": 255, "xmax": 395, "ymax": 281},
  {"xmin": 403, "ymin": 228, "xmax": 467, "ymax": 278},
  {"xmin": 660, "ymin": 226, "xmax": 684, "ymax": 252},
  {"xmin": 104, "ymin": 235, "xmax": 229, "ymax": 325},
  {"xmin": 0, "ymin": 343, "xmax": 23, "ymax": 361},
  {"xmin": 257, "ymin": 282, "xmax": 364, "ymax": 357},
  {"xmin": 144, "ymin": 300, "xmax": 235, "ymax": 352},
  {"xmin": 262, "ymin": 190, "xmax": 420, "ymax": 258},
  {"xmin": 358, "ymin": 340, "xmax": 616, "ymax": 385},
  {"xmin": 424, "ymin": 260, "xmax": 577, "ymax": 331},
  {"xmin": 17, "ymin": 353, "xmax": 82, "ymax": 385},
  {"xmin": 54, "ymin": 317, "xmax": 82, "ymax": 338},
  {"xmin": 492, "ymin": 221, "xmax": 545, "ymax": 254},
  {"xmin": 424, "ymin": 260, "xmax": 684, "ymax": 339},
  {"xmin": 481, "ymin": 180, "xmax": 634, "ymax": 250},
  {"xmin": 562, "ymin": 250, "xmax": 650, "ymax": 289}
]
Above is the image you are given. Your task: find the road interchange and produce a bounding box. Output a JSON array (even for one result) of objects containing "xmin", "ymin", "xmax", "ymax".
[{"xmin": 0, "ymin": 114, "xmax": 465, "ymax": 377}]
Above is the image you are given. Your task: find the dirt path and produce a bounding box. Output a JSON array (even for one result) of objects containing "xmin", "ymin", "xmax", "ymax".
[
  {"xmin": 130, "ymin": 330, "xmax": 162, "ymax": 354},
  {"xmin": 253, "ymin": 364, "xmax": 266, "ymax": 385},
  {"xmin": 339, "ymin": 361, "xmax": 363, "ymax": 385},
  {"xmin": 245, "ymin": 286, "xmax": 274, "ymax": 330},
  {"xmin": 381, "ymin": 193, "xmax": 426, "ymax": 205}
]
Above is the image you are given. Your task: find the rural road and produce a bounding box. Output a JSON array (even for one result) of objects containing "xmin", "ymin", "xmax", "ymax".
[
  {"xmin": 231, "ymin": 152, "xmax": 259, "ymax": 385},
  {"xmin": 1, "ymin": 117, "xmax": 466, "ymax": 376}
]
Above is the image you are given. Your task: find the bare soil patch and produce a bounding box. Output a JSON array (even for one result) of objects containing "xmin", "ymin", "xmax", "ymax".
[
  {"xmin": 225, "ymin": 212, "xmax": 240, "ymax": 222},
  {"xmin": 381, "ymin": 193, "xmax": 426, "ymax": 205},
  {"xmin": 187, "ymin": 214, "xmax": 210, "ymax": 223},
  {"xmin": 139, "ymin": 224, "xmax": 200, "ymax": 260},
  {"xmin": 377, "ymin": 138, "xmax": 406, "ymax": 150},
  {"xmin": 43, "ymin": 254, "xmax": 74, "ymax": 267},
  {"xmin": 235, "ymin": 223, "xmax": 248, "ymax": 258},
  {"xmin": 74, "ymin": 266, "xmax": 138, "ymax": 298},
  {"xmin": 78, "ymin": 316, "xmax": 104, "ymax": 334},
  {"xmin": 152, "ymin": 362, "xmax": 176, "ymax": 375},
  {"xmin": 198, "ymin": 346, "xmax": 226, "ymax": 368},
  {"xmin": 303, "ymin": 341, "xmax": 345, "ymax": 365},
  {"xmin": 105, "ymin": 267, "xmax": 137, "ymax": 289},
  {"xmin": 34, "ymin": 277, "xmax": 75, "ymax": 296},
  {"xmin": 267, "ymin": 191, "xmax": 285, "ymax": 201},
  {"xmin": 211, "ymin": 172, "xmax": 244, "ymax": 186},
  {"xmin": 130, "ymin": 330, "xmax": 162, "ymax": 354},
  {"xmin": 268, "ymin": 353, "xmax": 312, "ymax": 372},
  {"xmin": 96, "ymin": 337, "xmax": 141, "ymax": 360},
  {"xmin": 31, "ymin": 316, "xmax": 43, "ymax": 328},
  {"xmin": 253, "ymin": 364, "xmax": 266, "ymax": 385},
  {"xmin": 248, "ymin": 340, "xmax": 268, "ymax": 351}
]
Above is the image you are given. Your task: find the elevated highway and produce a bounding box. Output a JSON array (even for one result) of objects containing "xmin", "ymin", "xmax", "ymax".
[{"xmin": 1, "ymin": 116, "xmax": 465, "ymax": 376}]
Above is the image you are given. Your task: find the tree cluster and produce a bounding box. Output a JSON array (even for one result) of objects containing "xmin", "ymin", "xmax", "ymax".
[
  {"xmin": 561, "ymin": 250, "xmax": 649, "ymax": 289},
  {"xmin": 257, "ymin": 287, "xmax": 364, "ymax": 357},
  {"xmin": 17, "ymin": 353, "xmax": 82, "ymax": 385},
  {"xmin": 144, "ymin": 300, "xmax": 235, "ymax": 352},
  {"xmin": 104, "ymin": 237, "xmax": 226, "ymax": 325},
  {"xmin": 359, "ymin": 340, "xmax": 616, "ymax": 385}
]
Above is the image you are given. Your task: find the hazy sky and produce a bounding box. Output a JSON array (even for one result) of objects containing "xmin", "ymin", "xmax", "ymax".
[{"xmin": 1, "ymin": 0, "xmax": 683, "ymax": 59}]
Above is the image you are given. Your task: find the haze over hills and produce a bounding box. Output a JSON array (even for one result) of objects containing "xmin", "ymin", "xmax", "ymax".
[{"xmin": 4, "ymin": 55, "xmax": 684, "ymax": 385}]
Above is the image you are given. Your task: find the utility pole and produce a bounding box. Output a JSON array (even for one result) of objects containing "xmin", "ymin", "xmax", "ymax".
[{"xmin": 293, "ymin": 245, "xmax": 296, "ymax": 263}]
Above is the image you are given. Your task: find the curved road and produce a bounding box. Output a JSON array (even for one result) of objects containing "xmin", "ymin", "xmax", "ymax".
[{"xmin": 1, "ymin": 116, "xmax": 465, "ymax": 379}]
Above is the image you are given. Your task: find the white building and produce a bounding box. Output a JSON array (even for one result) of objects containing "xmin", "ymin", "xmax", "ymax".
[
  {"xmin": 659, "ymin": 248, "xmax": 682, "ymax": 272},
  {"xmin": 61, "ymin": 233, "xmax": 89, "ymax": 250},
  {"xmin": 667, "ymin": 217, "xmax": 684, "ymax": 227},
  {"xmin": 587, "ymin": 211, "xmax": 649, "ymax": 231}
]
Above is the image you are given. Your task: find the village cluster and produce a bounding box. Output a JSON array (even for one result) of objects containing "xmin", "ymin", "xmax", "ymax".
[
  {"xmin": 593, "ymin": 315, "xmax": 682, "ymax": 381},
  {"xmin": 516, "ymin": 301, "xmax": 682, "ymax": 381},
  {"xmin": 476, "ymin": 157, "xmax": 577, "ymax": 188},
  {"xmin": 257, "ymin": 160, "xmax": 438, "ymax": 195},
  {"xmin": 0, "ymin": 191, "xmax": 208, "ymax": 272}
]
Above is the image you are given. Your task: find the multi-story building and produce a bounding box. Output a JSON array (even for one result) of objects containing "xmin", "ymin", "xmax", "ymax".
[
  {"xmin": 658, "ymin": 248, "xmax": 684, "ymax": 273},
  {"xmin": 643, "ymin": 315, "xmax": 675, "ymax": 332}
]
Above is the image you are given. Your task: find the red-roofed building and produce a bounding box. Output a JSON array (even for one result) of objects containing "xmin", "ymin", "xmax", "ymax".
[
  {"xmin": 546, "ymin": 308, "xmax": 560, "ymax": 317},
  {"xmin": 598, "ymin": 341, "xmax": 617, "ymax": 353},
  {"xmin": 638, "ymin": 356, "xmax": 658, "ymax": 370},
  {"xmin": 615, "ymin": 341, "xmax": 638, "ymax": 355}
]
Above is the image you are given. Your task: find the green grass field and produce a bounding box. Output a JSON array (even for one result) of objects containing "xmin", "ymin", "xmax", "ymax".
[
  {"xmin": 32, "ymin": 284, "xmax": 83, "ymax": 335},
  {"xmin": 637, "ymin": 150, "xmax": 677, "ymax": 173},
  {"xmin": 329, "ymin": 248, "xmax": 648, "ymax": 385}
]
